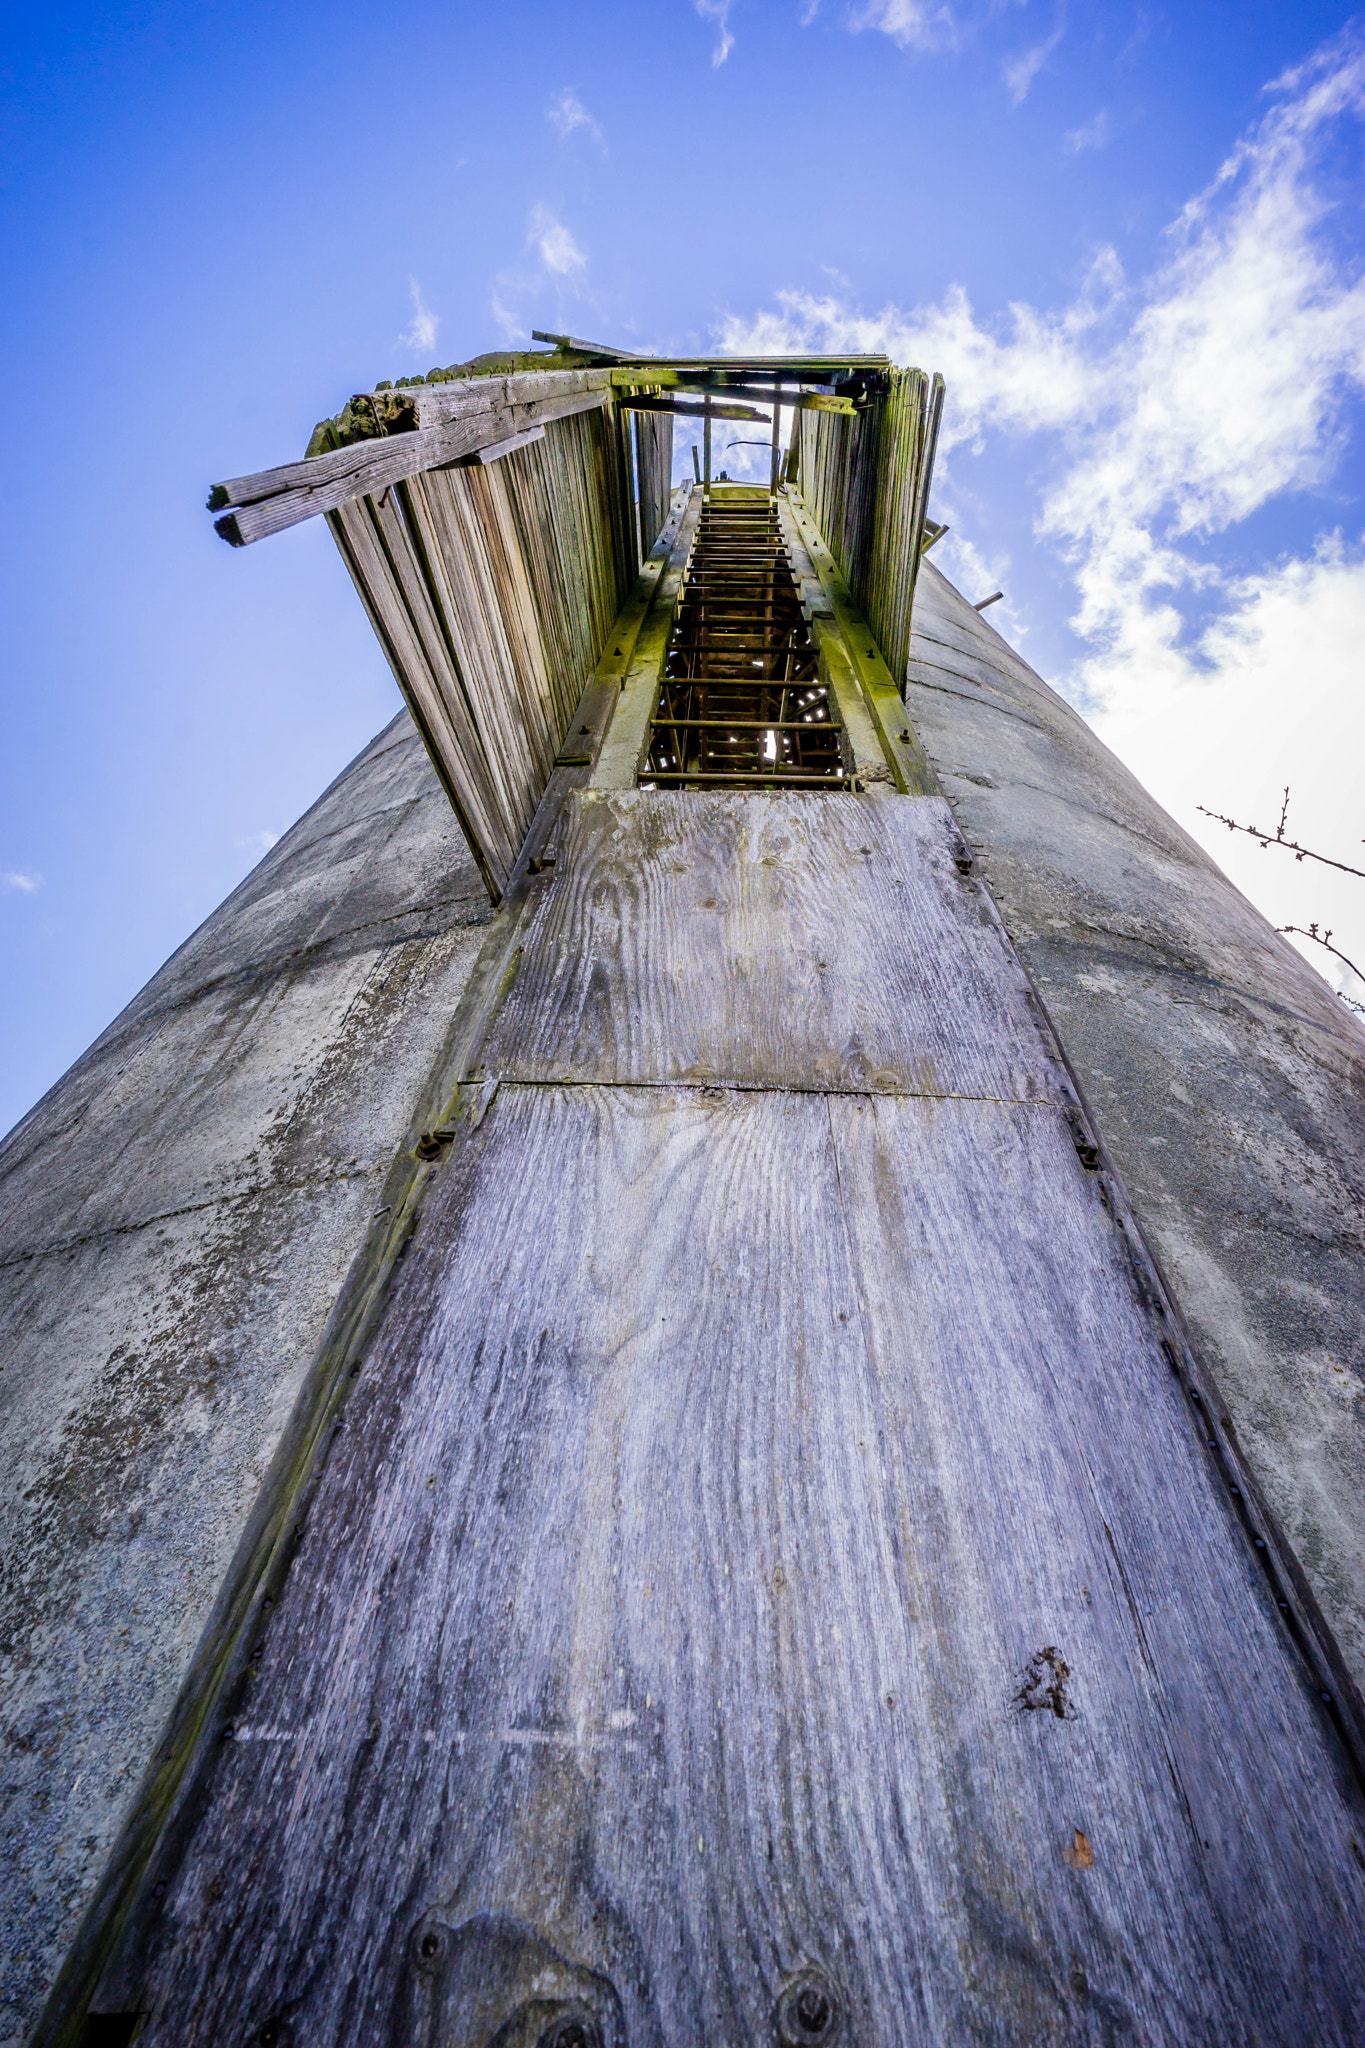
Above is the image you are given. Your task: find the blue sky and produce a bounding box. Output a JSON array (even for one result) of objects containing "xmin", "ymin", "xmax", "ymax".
[{"xmin": 3, "ymin": 0, "xmax": 1364, "ymax": 1135}]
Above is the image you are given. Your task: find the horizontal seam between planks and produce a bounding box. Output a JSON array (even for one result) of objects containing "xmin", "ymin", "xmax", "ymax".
[
  {"xmin": 484, "ymin": 1076, "xmax": 1059, "ymax": 1106},
  {"xmin": 0, "ymin": 1166, "xmax": 376, "ymax": 1271}
]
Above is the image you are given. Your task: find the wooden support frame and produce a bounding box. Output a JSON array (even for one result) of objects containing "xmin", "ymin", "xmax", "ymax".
[
  {"xmin": 210, "ymin": 373, "xmax": 612, "ymax": 545},
  {"xmin": 592, "ymin": 485, "xmax": 705, "ymax": 789},
  {"xmin": 780, "ymin": 489, "xmax": 939, "ymax": 797}
]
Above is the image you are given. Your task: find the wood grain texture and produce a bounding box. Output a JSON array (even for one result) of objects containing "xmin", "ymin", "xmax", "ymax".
[
  {"xmin": 215, "ymin": 391, "xmax": 612, "ymax": 546},
  {"xmin": 480, "ymin": 790, "xmax": 1052, "ymax": 1101},
  {"xmin": 99, "ymin": 793, "xmax": 1365, "ymax": 2045},
  {"xmin": 326, "ymin": 405, "xmax": 641, "ymax": 897},
  {"xmin": 123, "ymin": 1077, "xmax": 1365, "ymax": 2046}
]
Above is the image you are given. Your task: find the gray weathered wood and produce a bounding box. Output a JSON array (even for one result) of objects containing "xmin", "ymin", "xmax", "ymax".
[
  {"xmin": 325, "ymin": 407, "xmax": 645, "ymax": 897},
  {"xmin": 106, "ymin": 789, "xmax": 1365, "ymax": 2046},
  {"xmin": 463, "ymin": 424, "xmax": 546, "ymax": 466},
  {"xmin": 482, "ymin": 792, "xmax": 1051, "ymax": 1099},
  {"xmin": 212, "ymin": 386, "xmax": 611, "ymax": 545},
  {"xmin": 619, "ymin": 395, "xmax": 770, "ymax": 422}
]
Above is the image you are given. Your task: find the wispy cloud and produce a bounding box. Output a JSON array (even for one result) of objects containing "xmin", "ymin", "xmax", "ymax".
[
  {"xmin": 236, "ymin": 831, "xmax": 278, "ymax": 858},
  {"xmin": 850, "ymin": 0, "xmax": 960, "ymax": 52},
  {"xmin": 399, "ymin": 278, "xmax": 439, "ymax": 355},
  {"xmin": 1004, "ymin": 15, "xmax": 1065, "ymax": 102},
  {"xmin": 547, "ymin": 87, "xmax": 606, "ymax": 149},
  {"xmin": 1065, "ymin": 108, "xmax": 1111, "ymax": 151},
  {"xmin": 529, "ymin": 206, "xmax": 586, "ymax": 276},
  {"xmin": 718, "ymin": 25, "xmax": 1365, "ymax": 1002},
  {"xmin": 490, "ymin": 206, "xmax": 592, "ymax": 338},
  {"xmin": 2, "ymin": 870, "xmax": 41, "ymax": 894},
  {"xmin": 695, "ymin": 0, "xmax": 735, "ymax": 66}
]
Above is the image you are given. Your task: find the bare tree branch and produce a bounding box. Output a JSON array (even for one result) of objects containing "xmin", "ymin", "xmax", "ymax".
[
  {"xmin": 1198, "ymin": 786, "xmax": 1365, "ymax": 881},
  {"xmin": 1279, "ymin": 924, "xmax": 1365, "ymax": 1014}
]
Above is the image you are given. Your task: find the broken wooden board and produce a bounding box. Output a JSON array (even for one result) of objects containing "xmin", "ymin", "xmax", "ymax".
[{"xmin": 101, "ymin": 791, "xmax": 1365, "ymax": 2047}]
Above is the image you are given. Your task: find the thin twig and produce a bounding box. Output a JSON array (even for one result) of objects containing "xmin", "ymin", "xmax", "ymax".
[
  {"xmin": 1197, "ymin": 786, "xmax": 1365, "ymax": 881},
  {"xmin": 1280, "ymin": 924, "xmax": 1365, "ymax": 1013}
]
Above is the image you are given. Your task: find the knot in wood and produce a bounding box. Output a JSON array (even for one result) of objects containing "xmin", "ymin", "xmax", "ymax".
[{"xmin": 775, "ymin": 1970, "xmax": 841, "ymax": 2045}]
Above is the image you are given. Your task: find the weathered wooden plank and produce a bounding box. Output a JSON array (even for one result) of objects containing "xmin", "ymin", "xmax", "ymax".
[
  {"xmin": 463, "ymin": 424, "xmax": 546, "ymax": 465},
  {"xmin": 479, "ymin": 791, "xmax": 1062, "ymax": 1100},
  {"xmin": 619, "ymin": 395, "xmax": 770, "ymax": 422},
  {"xmin": 591, "ymin": 490, "xmax": 705, "ymax": 789},
  {"xmin": 211, "ymin": 388, "xmax": 611, "ymax": 545},
  {"xmin": 800, "ymin": 392, "xmax": 857, "ymax": 415},
  {"xmin": 786, "ymin": 488, "xmax": 940, "ymax": 794},
  {"xmin": 322, "ymin": 407, "xmax": 648, "ymax": 898},
  {"xmin": 114, "ymin": 1076, "xmax": 1365, "ymax": 2044}
]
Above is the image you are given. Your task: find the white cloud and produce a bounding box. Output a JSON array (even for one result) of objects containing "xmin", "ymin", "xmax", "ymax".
[
  {"xmin": 529, "ymin": 206, "xmax": 586, "ymax": 277},
  {"xmin": 1065, "ymin": 108, "xmax": 1111, "ymax": 152},
  {"xmin": 547, "ymin": 88, "xmax": 605, "ymax": 148},
  {"xmin": 399, "ymin": 279, "xmax": 439, "ymax": 356},
  {"xmin": 236, "ymin": 831, "xmax": 279, "ymax": 858},
  {"xmin": 490, "ymin": 292, "xmax": 523, "ymax": 343},
  {"xmin": 717, "ymin": 24, "xmax": 1365, "ymax": 1007},
  {"xmin": 1004, "ymin": 16, "xmax": 1064, "ymax": 103},
  {"xmin": 695, "ymin": 0, "xmax": 735, "ymax": 66},
  {"xmin": 850, "ymin": 0, "xmax": 959, "ymax": 51},
  {"xmin": 2, "ymin": 870, "xmax": 41, "ymax": 894}
]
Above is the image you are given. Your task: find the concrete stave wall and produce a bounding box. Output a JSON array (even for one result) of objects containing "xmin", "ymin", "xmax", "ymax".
[
  {"xmin": 0, "ymin": 714, "xmax": 490, "ymax": 2044},
  {"xmin": 909, "ymin": 559, "xmax": 1365, "ymax": 1693}
]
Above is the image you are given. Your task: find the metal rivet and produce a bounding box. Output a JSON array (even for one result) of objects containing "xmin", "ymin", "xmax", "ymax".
[{"xmin": 775, "ymin": 1970, "xmax": 840, "ymax": 2045}]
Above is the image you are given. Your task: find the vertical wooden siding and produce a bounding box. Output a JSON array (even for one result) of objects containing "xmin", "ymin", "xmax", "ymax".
[
  {"xmin": 327, "ymin": 402, "xmax": 638, "ymax": 899},
  {"xmin": 112, "ymin": 792, "xmax": 1365, "ymax": 2048},
  {"xmin": 798, "ymin": 368, "xmax": 944, "ymax": 693},
  {"xmin": 634, "ymin": 409, "xmax": 674, "ymax": 557}
]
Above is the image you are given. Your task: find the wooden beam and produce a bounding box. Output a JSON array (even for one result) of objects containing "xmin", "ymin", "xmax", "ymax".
[
  {"xmin": 531, "ymin": 329, "xmax": 653, "ymax": 360},
  {"xmin": 782, "ymin": 488, "xmax": 940, "ymax": 798},
  {"xmin": 464, "ymin": 424, "xmax": 545, "ymax": 466},
  {"xmin": 618, "ymin": 394, "xmax": 770, "ymax": 422},
  {"xmin": 209, "ymin": 376, "xmax": 611, "ymax": 546}
]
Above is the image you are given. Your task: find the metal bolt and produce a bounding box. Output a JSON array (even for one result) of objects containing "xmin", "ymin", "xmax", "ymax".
[{"xmin": 776, "ymin": 1970, "xmax": 840, "ymax": 2044}]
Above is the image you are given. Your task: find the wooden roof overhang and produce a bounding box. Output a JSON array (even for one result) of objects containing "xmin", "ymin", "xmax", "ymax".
[{"xmin": 206, "ymin": 340, "xmax": 944, "ymax": 900}]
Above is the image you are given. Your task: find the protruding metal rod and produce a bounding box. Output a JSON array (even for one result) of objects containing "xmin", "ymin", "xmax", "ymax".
[
  {"xmin": 703, "ymin": 397, "xmax": 712, "ymax": 488},
  {"xmin": 973, "ymin": 591, "xmax": 1003, "ymax": 611}
]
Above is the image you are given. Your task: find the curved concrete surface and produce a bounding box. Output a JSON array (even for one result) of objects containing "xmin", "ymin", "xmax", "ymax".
[
  {"xmin": 0, "ymin": 714, "xmax": 490, "ymax": 2043},
  {"xmin": 909, "ymin": 559, "xmax": 1365, "ymax": 1695}
]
